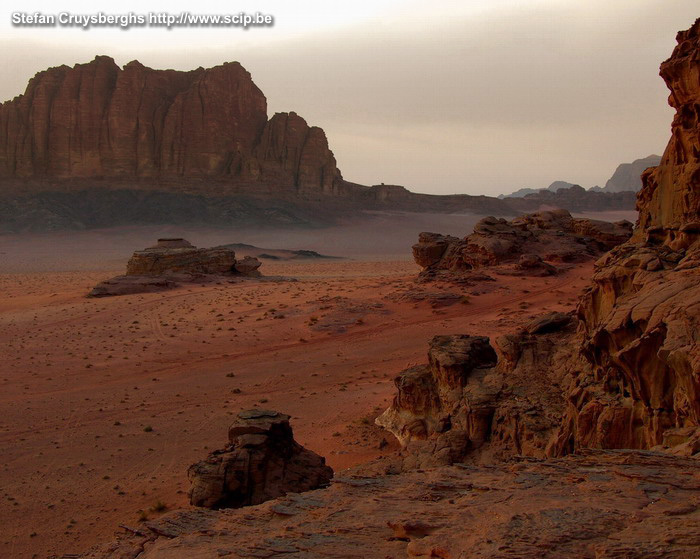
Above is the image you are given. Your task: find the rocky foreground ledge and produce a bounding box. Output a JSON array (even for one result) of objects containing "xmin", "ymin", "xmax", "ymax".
[{"xmin": 82, "ymin": 450, "xmax": 700, "ymax": 559}]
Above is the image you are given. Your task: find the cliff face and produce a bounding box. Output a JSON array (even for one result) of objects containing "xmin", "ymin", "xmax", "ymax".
[
  {"xmin": 0, "ymin": 56, "xmax": 339, "ymax": 192},
  {"xmin": 379, "ymin": 18, "xmax": 700, "ymax": 465},
  {"xmin": 549, "ymin": 19, "xmax": 700, "ymax": 455},
  {"xmin": 637, "ymin": 23, "xmax": 700, "ymax": 233}
]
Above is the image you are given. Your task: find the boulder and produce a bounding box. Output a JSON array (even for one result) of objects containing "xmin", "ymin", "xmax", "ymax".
[
  {"xmin": 188, "ymin": 410, "xmax": 333, "ymax": 509},
  {"xmin": 233, "ymin": 256, "xmax": 262, "ymax": 277},
  {"xmin": 412, "ymin": 232, "xmax": 454, "ymax": 268},
  {"xmin": 517, "ymin": 253, "xmax": 557, "ymax": 275},
  {"xmin": 525, "ymin": 312, "xmax": 572, "ymax": 334}
]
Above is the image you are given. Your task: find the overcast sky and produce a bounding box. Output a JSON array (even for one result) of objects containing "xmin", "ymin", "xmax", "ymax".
[{"xmin": 0, "ymin": 1, "xmax": 697, "ymax": 195}]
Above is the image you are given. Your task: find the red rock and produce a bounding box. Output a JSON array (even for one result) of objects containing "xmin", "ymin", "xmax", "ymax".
[
  {"xmin": 413, "ymin": 209, "xmax": 632, "ymax": 280},
  {"xmin": 89, "ymin": 239, "xmax": 267, "ymax": 296},
  {"xmin": 0, "ymin": 57, "xmax": 338, "ymax": 192},
  {"xmin": 126, "ymin": 244, "xmax": 237, "ymax": 276},
  {"xmin": 546, "ymin": 18, "xmax": 700, "ymax": 456},
  {"xmin": 233, "ymin": 255, "xmax": 262, "ymax": 276},
  {"xmin": 188, "ymin": 410, "xmax": 333, "ymax": 509}
]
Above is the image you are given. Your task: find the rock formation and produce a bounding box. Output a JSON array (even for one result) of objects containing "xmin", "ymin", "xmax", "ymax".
[
  {"xmin": 188, "ymin": 410, "xmax": 333, "ymax": 509},
  {"xmin": 385, "ymin": 18, "xmax": 700, "ymax": 464},
  {"xmin": 548, "ymin": 19, "xmax": 700, "ymax": 455},
  {"xmin": 413, "ymin": 209, "xmax": 632, "ymax": 280},
  {"xmin": 0, "ymin": 57, "xmax": 339, "ymax": 192},
  {"xmin": 124, "ymin": 238, "xmax": 260, "ymax": 276},
  {"xmin": 376, "ymin": 316, "xmax": 577, "ymax": 468},
  {"xmin": 83, "ymin": 450, "xmax": 700, "ymax": 559},
  {"xmin": 0, "ymin": 57, "xmax": 638, "ymax": 233},
  {"xmin": 89, "ymin": 238, "xmax": 263, "ymax": 296},
  {"xmin": 126, "ymin": 240, "xmax": 237, "ymax": 276}
]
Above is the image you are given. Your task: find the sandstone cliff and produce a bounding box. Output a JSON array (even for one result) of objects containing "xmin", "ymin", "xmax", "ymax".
[
  {"xmin": 0, "ymin": 56, "xmax": 339, "ymax": 192},
  {"xmin": 382, "ymin": 18, "xmax": 700, "ymax": 464},
  {"xmin": 548, "ymin": 19, "xmax": 700, "ymax": 455},
  {"xmin": 0, "ymin": 57, "xmax": 637, "ymax": 232}
]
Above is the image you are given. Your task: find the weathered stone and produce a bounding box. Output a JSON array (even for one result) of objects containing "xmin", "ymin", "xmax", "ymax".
[
  {"xmin": 233, "ymin": 256, "xmax": 262, "ymax": 277},
  {"xmin": 0, "ymin": 57, "xmax": 339, "ymax": 193},
  {"xmin": 546, "ymin": 19, "xmax": 700, "ymax": 456},
  {"xmin": 126, "ymin": 245, "xmax": 237, "ymax": 276},
  {"xmin": 376, "ymin": 335, "xmax": 501, "ymax": 454},
  {"xmin": 525, "ymin": 312, "xmax": 572, "ymax": 334},
  {"xmin": 188, "ymin": 410, "xmax": 333, "ymax": 509},
  {"xmin": 88, "ymin": 276, "xmax": 177, "ymax": 297},
  {"xmin": 414, "ymin": 209, "xmax": 631, "ymax": 280},
  {"xmin": 89, "ymin": 239, "xmax": 267, "ymax": 296}
]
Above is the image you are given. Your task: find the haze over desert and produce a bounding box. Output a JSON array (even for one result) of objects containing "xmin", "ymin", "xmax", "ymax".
[
  {"xmin": 1, "ymin": 2, "xmax": 700, "ymax": 559},
  {"xmin": 1, "ymin": 214, "xmax": 602, "ymax": 557}
]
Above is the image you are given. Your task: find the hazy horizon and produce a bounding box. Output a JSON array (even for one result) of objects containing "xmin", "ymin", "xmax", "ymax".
[{"xmin": 0, "ymin": 0, "xmax": 697, "ymax": 196}]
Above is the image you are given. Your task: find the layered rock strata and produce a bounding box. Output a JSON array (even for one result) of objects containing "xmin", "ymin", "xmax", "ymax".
[
  {"xmin": 188, "ymin": 410, "xmax": 333, "ymax": 509},
  {"xmin": 547, "ymin": 19, "xmax": 700, "ymax": 455},
  {"xmin": 387, "ymin": 18, "xmax": 700, "ymax": 462},
  {"xmin": 89, "ymin": 238, "xmax": 263, "ymax": 296},
  {"xmin": 0, "ymin": 57, "xmax": 339, "ymax": 193}
]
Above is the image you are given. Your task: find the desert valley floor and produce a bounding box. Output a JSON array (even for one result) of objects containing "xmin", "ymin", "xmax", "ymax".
[{"xmin": 0, "ymin": 211, "xmax": 632, "ymax": 558}]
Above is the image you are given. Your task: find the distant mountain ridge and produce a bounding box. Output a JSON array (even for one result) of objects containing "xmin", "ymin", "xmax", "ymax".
[
  {"xmin": 498, "ymin": 155, "xmax": 662, "ymax": 199},
  {"xmin": 0, "ymin": 57, "xmax": 640, "ymax": 232},
  {"xmin": 602, "ymin": 155, "xmax": 662, "ymax": 192},
  {"xmin": 498, "ymin": 180, "xmax": 578, "ymax": 199}
]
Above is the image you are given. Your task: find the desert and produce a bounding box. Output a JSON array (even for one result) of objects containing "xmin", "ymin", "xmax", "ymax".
[
  {"xmin": 1, "ymin": 4, "xmax": 700, "ymax": 559},
  {"xmin": 0, "ymin": 210, "xmax": 605, "ymax": 558}
]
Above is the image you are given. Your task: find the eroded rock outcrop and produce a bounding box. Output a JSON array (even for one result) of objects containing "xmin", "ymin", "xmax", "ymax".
[
  {"xmin": 188, "ymin": 410, "xmax": 333, "ymax": 509},
  {"xmin": 377, "ymin": 321, "xmax": 576, "ymax": 468},
  {"xmin": 545, "ymin": 19, "xmax": 700, "ymax": 457},
  {"xmin": 0, "ymin": 57, "xmax": 339, "ymax": 192},
  {"xmin": 395, "ymin": 18, "xmax": 700, "ymax": 462},
  {"xmin": 414, "ymin": 209, "xmax": 632, "ymax": 280},
  {"xmin": 89, "ymin": 238, "xmax": 264, "ymax": 296},
  {"xmin": 126, "ymin": 239, "xmax": 238, "ymax": 276}
]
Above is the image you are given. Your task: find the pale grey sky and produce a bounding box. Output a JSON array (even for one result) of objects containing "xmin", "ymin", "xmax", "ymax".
[{"xmin": 0, "ymin": 1, "xmax": 697, "ymax": 195}]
